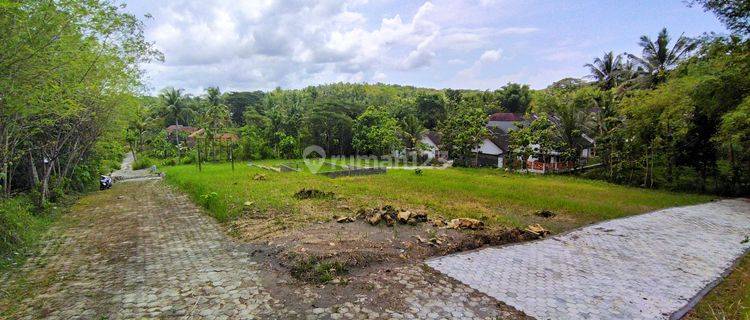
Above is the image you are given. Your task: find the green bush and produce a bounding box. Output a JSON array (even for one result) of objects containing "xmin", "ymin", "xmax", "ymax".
[
  {"xmin": 0, "ymin": 196, "xmax": 53, "ymax": 269},
  {"xmin": 132, "ymin": 157, "xmax": 153, "ymax": 170},
  {"xmin": 161, "ymin": 158, "xmax": 178, "ymax": 166},
  {"xmin": 180, "ymin": 153, "xmax": 196, "ymax": 164}
]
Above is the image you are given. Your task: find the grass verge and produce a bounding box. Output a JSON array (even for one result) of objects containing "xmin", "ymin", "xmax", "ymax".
[
  {"xmin": 0, "ymin": 196, "xmax": 57, "ymax": 271},
  {"xmin": 685, "ymin": 252, "xmax": 750, "ymax": 320}
]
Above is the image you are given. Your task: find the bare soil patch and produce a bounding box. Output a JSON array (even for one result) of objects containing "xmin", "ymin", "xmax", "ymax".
[{"xmin": 233, "ymin": 204, "xmax": 543, "ymax": 284}]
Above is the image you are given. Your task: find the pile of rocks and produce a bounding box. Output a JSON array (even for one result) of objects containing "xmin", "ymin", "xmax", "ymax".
[{"xmin": 356, "ymin": 205, "xmax": 428, "ymax": 226}]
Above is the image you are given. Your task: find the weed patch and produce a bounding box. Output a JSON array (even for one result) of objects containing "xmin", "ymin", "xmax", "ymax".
[
  {"xmin": 0, "ymin": 196, "xmax": 55, "ymax": 270},
  {"xmin": 294, "ymin": 188, "xmax": 334, "ymax": 200},
  {"xmin": 286, "ymin": 254, "xmax": 348, "ymax": 284}
]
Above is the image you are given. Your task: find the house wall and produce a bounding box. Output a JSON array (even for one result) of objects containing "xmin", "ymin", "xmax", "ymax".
[
  {"xmin": 472, "ymin": 139, "xmax": 503, "ymax": 156},
  {"xmin": 420, "ymin": 136, "xmax": 438, "ymax": 159}
]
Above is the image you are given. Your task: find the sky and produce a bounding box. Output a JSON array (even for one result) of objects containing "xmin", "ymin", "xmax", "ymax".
[{"xmin": 122, "ymin": 0, "xmax": 728, "ymax": 94}]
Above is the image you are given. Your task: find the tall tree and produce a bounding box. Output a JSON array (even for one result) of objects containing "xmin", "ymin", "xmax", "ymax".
[
  {"xmin": 159, "ymin": 87, "xmax": 192, "ymax": 144},
  {"xmin": 690, "ymin": 0, "xmax": 750, "ymax": 35},
  {"xmin": 584, "ymin": 52, "xmax": 624, "ymax": 90},
  {"xmin": 352, "ymin": 107, "xmax": 402, "ymax": 156},
  {"xmin": 495, "ymin": 83, "xmax": 532, "ymax": 114},
  {"xmin": 440, "ymin": 101, "xmax": 488, "ymax": 166},
  {"xmin": 627, "ymin": 28, "xmax": 697, "ymax": 86},
  {"xmin": 415, "ymin": 93, "xmax": 446, "ymax": 129}
]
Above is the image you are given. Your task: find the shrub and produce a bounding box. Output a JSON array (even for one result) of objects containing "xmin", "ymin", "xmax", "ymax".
[
  {"xmin": 161, "ymin": 158, "xmax": 178, "ymax": 166},
  {"xmin": 132, "ymin": 157, "xmax": 153, "ymax": 170},
  {"xmin": 200, "ymin": 192, "xmax": 219, "ymax": 209},
  {"xmin": 0, "ymin": 196, "xmax": 52, "ymax": 269},
  {"xmin": 180, "ymin": 153, "xmax": 196, "ymax": 164}
]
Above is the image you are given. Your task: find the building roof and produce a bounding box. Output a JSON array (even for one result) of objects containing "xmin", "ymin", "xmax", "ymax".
[
  {"xmin": 166, "ymin": 125, "xmax": 199, "ymax": 133},
  {"xmin": 424, "ymin": 131, "xmax": 442, "ymax": 146},
  {"xmin": 489, "ymin": 113, "xmax": 524, "ymax": 122},
  {"xmin": 488, "ymin": 128, "xmax": 510, "ymax": 153},
  {"xmin": 188, "ymin": 129, "xmax": 239, "ymax": 142}
]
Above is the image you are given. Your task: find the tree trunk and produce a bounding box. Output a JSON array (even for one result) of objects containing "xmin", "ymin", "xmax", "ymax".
[
  {"xmin": 230, "ymin": 145, "xmax": 234, "ymax": 171},
  {"xmin": 29, "ymin": 150, "xmax": 40, "ymax": 187},
  {"xmin": 175, "ymin": 118, "xmax": 180, "ymax": 144},
  {"xmin": 40, "ymin": 161, "xmax": 54, "ymax": 204}
]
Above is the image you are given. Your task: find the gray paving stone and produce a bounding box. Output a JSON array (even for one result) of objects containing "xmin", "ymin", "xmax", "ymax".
[{"xmin": 428, "ymin": 199, "xmax": 750, "ymax": 320}]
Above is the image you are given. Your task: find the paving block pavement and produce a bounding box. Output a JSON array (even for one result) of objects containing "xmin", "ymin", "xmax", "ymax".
[{"xmin": 427, "ymin": 199, "xmax": 750, "ymax": 320}]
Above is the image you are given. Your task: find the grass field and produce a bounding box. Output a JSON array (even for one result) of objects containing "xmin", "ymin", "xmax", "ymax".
[{"xmin": 163, "ymin": 160, "xmax": 714, "ymax": 233}]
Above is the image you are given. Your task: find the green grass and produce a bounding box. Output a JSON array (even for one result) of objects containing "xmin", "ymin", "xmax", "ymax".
[
  {"xmin": 0, "ymin": 196, "xmax": 55, "ymax": 271},
  {"xmin": 686, "ymin": 252, "xmax": 750, "ymax": 320},
  {"xmin": 132, "ymin": 156, "xmax": 154, "ymax": 170},
  {"xmin": 163, "ymin": 160, "xmax": 714, "ymax": 232}
]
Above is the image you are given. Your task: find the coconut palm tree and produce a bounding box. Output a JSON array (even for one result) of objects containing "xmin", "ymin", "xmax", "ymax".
[
  {"xmin": 626, "ymin": 28, "xmax": 697, "ymax": 86},
  {"xmin": 205, "ymin": 86, "xmax": 222, "ymax": 107},
  {"xmin": 159, "ymin": 87, "xmax": 192, "ymax": 144},
  {"xmin": 584, "ymin": 51, "xmax": 623, "ymax": 90}
]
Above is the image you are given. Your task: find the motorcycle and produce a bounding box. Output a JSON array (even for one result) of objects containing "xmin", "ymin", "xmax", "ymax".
[{"xmin": 100, "ymin": 175, "xmax": 113, "ymax": 190}]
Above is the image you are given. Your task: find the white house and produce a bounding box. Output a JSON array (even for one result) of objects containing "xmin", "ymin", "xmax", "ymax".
[
  {"xmin": 471, "ymin": 138, "xmax": 504, "ymax": 168},
  {"xmin": 392, "ymin": 131, "xmax": 446, "ymax": 160}
]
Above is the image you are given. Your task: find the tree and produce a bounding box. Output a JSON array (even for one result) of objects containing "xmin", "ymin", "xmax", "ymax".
[
  {"xmin": 547, "ymin": 78, "xmax": 586, "ymax": 92},
  {"xmin": 716, "ymin": 97, "xmax": 750, "ymax": 191},
  {"xmin": 508, "ymin": 123, "xmax": 534, "ymax": 169},
  {"xmin": 200, "ymin": 87, "xmax": 231, "ymax": 160},
  {"xmin": 308, "ymin": 102, "xmax": 354, "ymax": 156},
  {"xmin": 440, "ymin": 102, "xmax": 488, "ymax": 166},
  {"xmin": 584, "ymin": 52, "xmax": 624, "ymax": 90},
  {"xmin": 352, "ymin": 107, "xmax": 402, "ymax": 156},
  {"xmin": 159, "ymin": 87, "xmax": 193, "ymax": 144},
  {"xmin": 690, "ymin": 0, "xmax": 750, "ymax": 35},
  {"xmin": 225, "ymin": 91, "xmax": 265, "ymax": 126},
  {"xmin": 416, "ymin": 93, "xmax": 446, "ymax": 129},
  {"xmin": 276, "ymin": 132, "xmax": 299, "ymax": 159},
  {"xmin": 0, "ymin": 0, "xmax": 159, "ymax": 202},
  {"xmin": 627, "ymin": 28, "xmax": 698, "ymax": 86},
  {"xmin": 528, "ymin": 114, "xmax": 562, "ymax": 164},
  {"xmin": 398, "ymin": 114, "xmax": 426, "ymax": 154},
  {"xmin": 535, "ymin": 88, "xmax": 597, "ymax": 163},
  {"xmin": 495, "ymin": 83, "xmax": 532, "ymax": 114}
]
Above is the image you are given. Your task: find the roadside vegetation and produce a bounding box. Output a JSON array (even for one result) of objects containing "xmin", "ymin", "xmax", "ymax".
[
  {"xmin": 0, "ymin": 1, "xmax": 158, "ymax": 268},
  {"xmin": 0, "ymin": 197, "xmax": 54, "ymax": 270}
]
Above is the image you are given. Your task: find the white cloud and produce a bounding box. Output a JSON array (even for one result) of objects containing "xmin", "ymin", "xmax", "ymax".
[
  {"xmin": 373, "ymin": 72, "xmax": 387, "ymax": 82},
  {"xmin": 131, "ymin": 0, "xmax": 544, "ymax": 92},
  {"xmin": 457, "ymin": 48, "xmax": 503, "ymax": 78},
  {"xmin": 497, "ymin": 27, "xmax": 539, "ymax": 35},
  {"xmin": 479, "ymin": 49, "xmax": 502, "ymax": 63}
]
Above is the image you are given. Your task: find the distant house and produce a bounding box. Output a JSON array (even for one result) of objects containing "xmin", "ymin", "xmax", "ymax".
[
  {"xmin": 470, "ymin": 137, "xmax": 504, "ymax": 168},
  {"xmin": 393, "ymin": 131, "xmax": 447, "ymax": 160},
  {"xmin": 166, "ymin": 124, "xmax": 199, "ymax": 134},
  {"xmin": 485, "ymin": 112, "xmax": 595, "ymax": 172},
  {"xmin": 487, "ymin": 112, "xmax": 523, "ymax": 132},
  {"xmin": 421, "ymin": 131, "xmax": 448, "ymax": 160},
  {"xmin": 166, "ymin": 125, "xmax": 199, "ymax": 143},
  {"xmin": 186, "ymin": 129, "xmax": 239, "ymax": 147}
]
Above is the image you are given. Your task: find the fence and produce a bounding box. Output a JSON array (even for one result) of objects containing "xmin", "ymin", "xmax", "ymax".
[{"xmin": 526, "ymin": 160, "xmax": 576, "ymax": 173}]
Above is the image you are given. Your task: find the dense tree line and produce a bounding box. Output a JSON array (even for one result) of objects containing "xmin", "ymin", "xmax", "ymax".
[{"xmin": 0, "ymin": 0, "xmax": 159, "ymax": 204}]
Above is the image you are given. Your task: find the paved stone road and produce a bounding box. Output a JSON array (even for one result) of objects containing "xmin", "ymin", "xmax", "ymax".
[
  {"xmin": 428, "ymin": 199, "xmax": 750, "ymax": 320},
  {"xmin": 1, "ymin": 156, "xmax": 523, "ymax": 319},
  {"xmin": 110, "ymin": 152, "xmax": 161, "ymax": 181}
]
